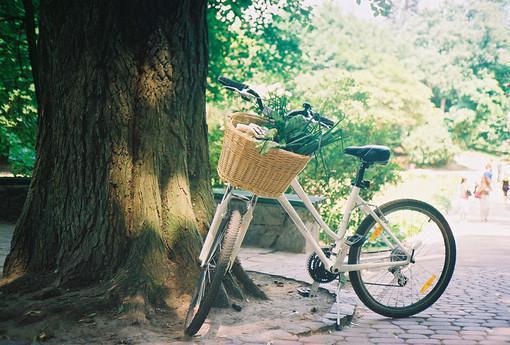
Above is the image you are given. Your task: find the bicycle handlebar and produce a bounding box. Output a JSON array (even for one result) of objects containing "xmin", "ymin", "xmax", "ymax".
[
  {"xmin": 287, "ymin": 109, "xmax": 335, "ymax": 128},
  {"xmin": 218, "ymin": 76, "xmax": 335, "ymax": 128},
  {"xmin": 218, "ymin": 76, "xmax": 249, "ymax": 91},
  {"xmin": 218, "ymin": 76, "xmax": 264, "ymax": 112}
]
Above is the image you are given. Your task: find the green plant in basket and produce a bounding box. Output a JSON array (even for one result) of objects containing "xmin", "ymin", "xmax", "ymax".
[{"xmin": 251, "ymin": 94, "xmax": 344, "ymax": 156}]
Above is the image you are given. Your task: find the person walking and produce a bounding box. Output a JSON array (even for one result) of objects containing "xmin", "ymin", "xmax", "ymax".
[
  {"xmin": 458, "ymin": 177, "xmax": 470, "ymax": 221},
  {"xmin": 502, "ymin": 177, "xmax": 509, "ymax": 203},
  {"xmin": 477, "ymin": 169, "xmax": 492, "ymax": 222}
]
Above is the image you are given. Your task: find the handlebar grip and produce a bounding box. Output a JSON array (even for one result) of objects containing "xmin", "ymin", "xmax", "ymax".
[{"xmin": 218, "ymin": 76, "xmax": 249, "ymax": 91}]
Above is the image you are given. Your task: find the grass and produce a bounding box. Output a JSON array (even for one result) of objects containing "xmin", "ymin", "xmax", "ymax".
[{"xmin": 372, "ymin": 168, "xmax": 461, "ymax": 214}]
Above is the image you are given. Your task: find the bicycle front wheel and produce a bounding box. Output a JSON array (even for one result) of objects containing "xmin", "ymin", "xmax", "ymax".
[
  {"xmin": 184, "ymin": 209, "xmax": 242, "ymax": 336},
  {"xmin": 348, "ymin": 199, "xmax": 456, "ymax": 318}
]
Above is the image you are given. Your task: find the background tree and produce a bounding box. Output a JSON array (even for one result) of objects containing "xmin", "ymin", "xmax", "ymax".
[
  {"xmin": 0, "ymin": 0, "xmax": 37, "ymax": 176},
  {"xmin": 398, "ymin": 0, "xmax": 510, "ymax": 152}
]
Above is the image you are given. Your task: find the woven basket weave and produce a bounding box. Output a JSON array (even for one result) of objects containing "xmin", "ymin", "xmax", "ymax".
[{"xmin": 217, "ymin": 112, "xmax": 311, "ymax": 198}]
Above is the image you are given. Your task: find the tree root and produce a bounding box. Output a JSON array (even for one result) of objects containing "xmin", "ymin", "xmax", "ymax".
[{"xmin": 231, "ymin": 260, "xmax": 268, "ymax": 300}]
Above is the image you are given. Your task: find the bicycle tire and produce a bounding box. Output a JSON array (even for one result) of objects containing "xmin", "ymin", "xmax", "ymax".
[
  {"xmin": 184, "ymin": 209, "xmax": 242, "ymax": 336},
  {"xmin": 348, "ymin": 199, "xmax": 456, "ymax": 318}
]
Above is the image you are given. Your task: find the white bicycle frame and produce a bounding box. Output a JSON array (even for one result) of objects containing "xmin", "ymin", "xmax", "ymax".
[{"xmin": 198, "ymin": 177, "xmax": 413, "ymax": 273}]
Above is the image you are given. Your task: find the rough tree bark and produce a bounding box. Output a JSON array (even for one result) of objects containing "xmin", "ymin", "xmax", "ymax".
[{"xmin": 2, "ymin": 0, "xmax": 261, "ymax": 321}]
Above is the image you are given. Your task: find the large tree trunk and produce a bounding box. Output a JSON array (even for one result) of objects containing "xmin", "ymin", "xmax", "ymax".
[{"xmin": 3, "ymin": 0, "xmax": 217, "ymax": 318}]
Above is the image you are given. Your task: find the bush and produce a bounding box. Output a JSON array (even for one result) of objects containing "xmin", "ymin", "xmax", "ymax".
[
  {"xmin": 7, "ymin": 133, "xmax": 35, "ymax": 177},
  {"xmin": 402, "ymin": 122, "xmax": 456, "ymax": 166},
  {"xmin": 0, "ymin": 87, "xmax": 38, "ymax": 176},
  {"xmin": 299, "ymin": 120, "xmax": 401, "ymax": 233},
  {"xmin": 209, "ymin": 123, "xmax": 224, "ymax": 187}
]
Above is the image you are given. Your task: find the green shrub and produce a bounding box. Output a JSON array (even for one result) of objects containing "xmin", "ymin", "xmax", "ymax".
[
  {"xmin": 209, "ymin": 123, "xmax": 224, "ymax": 187},
  {"xmin": 402, "ymin": 122, "xmax": 456, "ymax": 166},
  {"xmin": 0, "ymin": 87, "xmax": 38, "ymax": 176},
  {"xmin": 300, "ymin": 124, "xmax": 401, "ymax": 235},
  {"xmin": 7, "ymin": 133, "xmax": 35, "ymax": 177}
]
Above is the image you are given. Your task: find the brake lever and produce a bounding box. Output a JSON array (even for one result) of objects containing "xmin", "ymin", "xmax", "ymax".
[
  {"xmin": 239, "ymin": 89, "xmax": 255, "ymax": 101},
  {"xmin": 223, "ymin": 84, "xmax": 267, "ymax": 115}
]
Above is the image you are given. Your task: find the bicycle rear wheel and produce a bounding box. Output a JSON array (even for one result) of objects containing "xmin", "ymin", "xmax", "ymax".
[
  {"xmin": 348, "ymin": 199, "xmax": 456, "ymax": 318},
  {"xmin": 184, "ymin": 209, "xmax": 242, "ymax": 336}
]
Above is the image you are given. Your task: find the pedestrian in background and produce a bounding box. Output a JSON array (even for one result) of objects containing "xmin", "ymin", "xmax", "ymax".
[
  {"xmin": 477, "ymin": 168, "xmax": 492, "ymax": 222},
  {"xmin": 458, "ymin": 177, "xmax": 470, "ymax": 221},
  {"xmin": 502, "ymin": 177, "xmax": 509, "ymax": 204}
]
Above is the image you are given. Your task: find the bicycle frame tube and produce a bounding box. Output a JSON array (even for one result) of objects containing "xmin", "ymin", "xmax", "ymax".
[
  {"xmin": 200, "ymin": 179, "xmax": 413, "ymax": 274},
  {"xmin": 284, "ymin": 178, "xmax": 412, "ymax": 273},
  {"xmin": 277, "ymin": 195, "xmax": 333, "ymax": 270},
  {"xmin": 290, "ymin": 179, "xmax": 340, "ymax": 241}
]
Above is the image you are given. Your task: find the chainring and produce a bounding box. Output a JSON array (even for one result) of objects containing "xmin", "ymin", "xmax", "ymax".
[{"xmin": 307, "ymin": 247, "xmax": 338, "ymax": 283}]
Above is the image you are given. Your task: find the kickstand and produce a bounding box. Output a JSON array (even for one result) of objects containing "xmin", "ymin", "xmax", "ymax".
[
  {"xmin": 309, "ymin": 281, "xmax": 319, "ymax": 297},
  {"xmin": 335, "ymin": 273, "xmax": 347, "ymax": 331}
]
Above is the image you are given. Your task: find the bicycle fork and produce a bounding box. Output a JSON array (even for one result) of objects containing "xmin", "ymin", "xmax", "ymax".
[
  {"xmin": 228, "ymin": 195, "xmax": 258, "ymax": 269},
  {"xmin": 198, "ymin": 185, "xmax": 258, "ymax": 269}
]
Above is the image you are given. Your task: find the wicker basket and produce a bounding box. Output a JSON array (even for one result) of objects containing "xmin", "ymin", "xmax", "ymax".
[{"xmin": 217, "ymin": 112, "xmax": 311, "ymax": 198}]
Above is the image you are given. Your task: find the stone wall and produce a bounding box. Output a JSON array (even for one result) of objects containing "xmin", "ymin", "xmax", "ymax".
[
  {"xmin": 0, "ymin": 178, "xmax": 29, "ymax": 222},
  {"xmin": 214, "ymin": 190, "xmax": 322, "ymax": 253},
  {"xmin": 0, "ymin": 180, "xmax": 321, "ymax": 253}
]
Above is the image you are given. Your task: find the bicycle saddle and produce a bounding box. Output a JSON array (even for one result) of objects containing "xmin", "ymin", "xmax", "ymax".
[{"xmin": 344, "ymin": 145, "xmax": 391, "ymax": 165}]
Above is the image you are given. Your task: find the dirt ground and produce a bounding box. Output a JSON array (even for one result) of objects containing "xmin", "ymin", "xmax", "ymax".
[{"xmin": 0, "ymin": 272, "xmax": 335, "ymax": 344}]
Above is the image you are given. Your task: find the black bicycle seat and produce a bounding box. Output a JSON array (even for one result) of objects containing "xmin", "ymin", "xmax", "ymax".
[{"xmin": 344, "ymin": 145, "xmax": 391, "ymax": 165}]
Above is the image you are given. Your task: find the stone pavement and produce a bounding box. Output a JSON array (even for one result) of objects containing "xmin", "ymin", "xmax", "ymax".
[{"xmin": 0, "ymin": 223, "xmax": 13, "ymax": 276}]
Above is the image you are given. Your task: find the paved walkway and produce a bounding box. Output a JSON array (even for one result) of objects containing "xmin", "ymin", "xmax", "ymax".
[{"xmin": 0, "ymin": 223, "xmax": 13, "ymax": 276}]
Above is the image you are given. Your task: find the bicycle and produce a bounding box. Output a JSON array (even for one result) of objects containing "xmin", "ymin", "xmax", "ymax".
[{"xmin": 184, "ymin": 76, "xmax": 456, "ymax": 336}]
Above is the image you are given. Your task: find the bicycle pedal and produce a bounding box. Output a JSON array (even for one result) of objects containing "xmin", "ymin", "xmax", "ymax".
[{"xmin": 345, "ymin": 234, "xmax": 365, "ymax": 247}]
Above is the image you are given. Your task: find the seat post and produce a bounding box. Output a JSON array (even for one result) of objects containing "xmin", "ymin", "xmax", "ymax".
[{"xmin": 354, "ymin": 161, "xmax": 370, "ymax": 188}]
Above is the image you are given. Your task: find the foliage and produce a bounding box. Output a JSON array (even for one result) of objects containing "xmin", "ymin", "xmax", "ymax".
[
  {"xmin": 248, "ymin": 95, "xmax": 343, "ymax": 155},
  {"xmin": 397, "ymin": 0, "xmax": 510, "ymax": 153},
  {"xmin": 300, "ymin": 6, "xmax": 449, "ymax": 156},
  {"xmin": 207, "ymin": 0, "xmax": 394, "ymax": 103},
  {"xmin": 207, "ymin": 0, "xmax": 312, "ymax": 102},
  {"xmin": 0, "ymin": 0, "xmax": 38, "ymax": 173},
  {"xmin": 7, "ymin": 132, "xmax": 35, "ymax": 176},
  {"xmin": 279, "ymin": 74, "xmax": 401, "ymax": 230},
  {"xmin": 402, "ymin": 121, "xmax": 456, "ymax": 166},
  {"xmin": 209, "ymin": 123, "xmax": 225, "ymax": 187},
  {"xmin": 359, "ymin": 0, "xmax": 393, "ymax": 17}
]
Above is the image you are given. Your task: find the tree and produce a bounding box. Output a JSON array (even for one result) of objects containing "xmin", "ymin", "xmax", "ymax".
[
  {"xmin": 2, "ymin": 0, "xmax": 224, "ymax": 321},
  {"xmin": 207, "ymin": 0, "xmax": 311, "ymax": 101},
  {"xmin": 397, "ymin": 0, "xmax": 510, "ymax": 152},
  {"xmin": 0, "ymin": 0, "xmax": 313, "ymax": 175}
]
